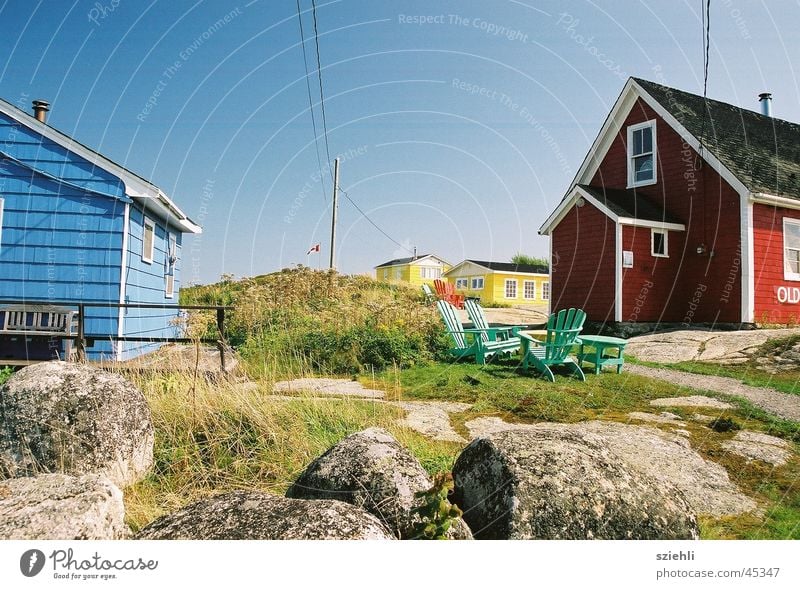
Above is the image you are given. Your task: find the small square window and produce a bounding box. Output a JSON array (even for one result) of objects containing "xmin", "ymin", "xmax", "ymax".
[
  {"xmin": 504, "ymin": 279, "xmax": 517, "ymax": 298},
  {"xmin": 651, "ymin": 229, "xmax": 668, "ymax": 257},
  {"xmin": 142, "ymin": 217, "xmax": 155, "ymax": 264},
  {"xmin": 455, "ymin": 278, "xmax": 468, "ymax": 289},
  {"xmin": 523, "ymin": 280, "xmax": 536, "ymax": 299},
  {"xmin": 471, "ymin": 277, "xmax": 484, "ymax": 290}
]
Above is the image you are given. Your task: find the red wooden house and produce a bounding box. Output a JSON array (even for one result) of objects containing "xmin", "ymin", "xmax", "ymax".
[{"xmin": 540, "ymin": 77, "xmax": 800, "ymax": 326}]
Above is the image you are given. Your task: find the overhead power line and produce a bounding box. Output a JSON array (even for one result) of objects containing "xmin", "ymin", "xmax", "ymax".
[
  {"xmin": 295, "ymin": 0, "xmax": 327, "ymax": 202},
  {"xmin": 339, "ymin": 186, "xmax": 414, "ymax": 255},
  {"xmin": 310, "ymin": 0, "xmax": 334, "ymax": 179}
]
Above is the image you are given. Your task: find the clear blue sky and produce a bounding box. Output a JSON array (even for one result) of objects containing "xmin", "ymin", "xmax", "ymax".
[{"xmin": 1, "ymin": 0, "xmax": 798, "ymax": 284}]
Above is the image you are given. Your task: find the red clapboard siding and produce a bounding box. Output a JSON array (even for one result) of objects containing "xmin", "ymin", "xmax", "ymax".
[
  {"xmin": 753, "ymin": 203, "xmax": 800, "ymax": 324},
  {"xmin": 551, "ymin": 202, "xmax": 616, "ymax": 321},
  {"xmin": 589, "ymin": 98, "xmax": 741, "ymax": 323}
]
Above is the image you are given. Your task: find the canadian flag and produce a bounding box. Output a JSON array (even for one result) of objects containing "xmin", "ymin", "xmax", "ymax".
[{"xmin": 306, "ymin": 243, "xmax": 321, "ymax": 255}]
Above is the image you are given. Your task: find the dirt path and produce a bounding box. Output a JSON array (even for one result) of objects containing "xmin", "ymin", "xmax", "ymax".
[{"xmin": 626, "ymin": 364, "xmax": 800, "ymax": 422}]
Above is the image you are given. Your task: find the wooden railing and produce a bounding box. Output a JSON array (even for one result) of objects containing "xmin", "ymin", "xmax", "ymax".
[{"xmin": 0, "ymin": 300, "xmax": 233, "ymax": 370}]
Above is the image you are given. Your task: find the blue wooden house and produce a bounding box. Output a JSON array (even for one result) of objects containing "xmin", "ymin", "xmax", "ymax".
[{"xmin": 0, "ymin": 98, "xmax": 201, "ymax": 361}]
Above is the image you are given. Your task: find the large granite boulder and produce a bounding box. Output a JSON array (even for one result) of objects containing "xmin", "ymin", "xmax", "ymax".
[
  {"xmin": 135, "ymin": 491, "xmax": 395, "ymax": 540},
  {"xmin": 0, "ymin": 473, "xmax": 127, "ymax": 540},
  {"xmin": 286, "ymin": 427, "xmax": 471, "ymax": 539},
  {"xmin": 0, "ymin": 362, "xmax": 153, "ymax": 487},
  {"xmin": 452, "ymin": 428, "xmax": 699, "ymax": 540}
]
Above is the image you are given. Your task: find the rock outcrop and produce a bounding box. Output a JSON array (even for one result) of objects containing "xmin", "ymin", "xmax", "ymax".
[
  {"xmin": 286, "ymin": 427, "xmax": 471, "ymax": 539},
  {"xmin": 452, "ymin": 428, "xmax": 699, "ymax": 540},
  {"xmin": 0, "ymin": 473, "xmax": 127, "ymax": 540},
  {"xmin": 0, "ymin": 362, "xmax": 154, "ymax": 487},
  {"xmin": 135, "ymin": 491, "xmax": 395, "ymax": 540}
]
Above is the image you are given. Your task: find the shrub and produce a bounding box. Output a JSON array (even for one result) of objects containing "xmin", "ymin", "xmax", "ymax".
[{"xmin": 182, "ymin": 268, "xmax": 447, "ymax": 376}]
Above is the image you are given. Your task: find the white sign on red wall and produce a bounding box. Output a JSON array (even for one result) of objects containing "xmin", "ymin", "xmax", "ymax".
[{"xmin": 775, "ymin": 285, "xmax": 800, "ymax": 304}]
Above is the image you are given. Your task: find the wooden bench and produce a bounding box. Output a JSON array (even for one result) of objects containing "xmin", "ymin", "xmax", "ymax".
[{"xmin": 0, "ymin": 305, "xmax": 77, "ymax": 364}]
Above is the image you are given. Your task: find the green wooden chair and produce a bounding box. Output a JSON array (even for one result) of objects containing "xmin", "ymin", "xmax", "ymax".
[
  {"xmin": 421, "ymin": 283, "xmax": 437, "ymax": 304},
  {"xmin": 464, "ymin": 299, "xmax": 525, "ymax": 345},
  {"xmin": 519, "ymin": 308, "xmax": 586, "ymax": 382},
  {"xmin": 436, "ymin": 300, "xmax": 521, "ymax": 365}
]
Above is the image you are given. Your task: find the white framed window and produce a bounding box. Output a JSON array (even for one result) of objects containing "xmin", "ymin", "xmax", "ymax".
[
  {"xmin": 420, "ymin": 266, "xmax": 442, "ymax": 279},
  {"xmin": 142, "ymin": 217, "xmax": 155, "ymax": 264},
  {"xmin": 523, "ymin": 280, "xmax": 536, "ymax": 299},
  {"xmin": 383, "ymin": 269, "xmax": 389, "ymax": 279},
  {"xmin": 627, "ymin": 120, "xmax": 657, "ymax": 187},
  {"xmin": 165, "ymin": 232, "xmax": 177, "ymax": 298},
  {"xmin": 542, "ymin": 282, "xmax": 550, "ymax": 300},
  {"xmin": 455, "ymin": 278, "xmax": 468, "ymax": 289},
  {"xmin": 504, "ymin": 279, "xmax": 517, "ymax": 299},
  {"xmin": 471, "ymin": 277, "xmax": 484, "ymax": 289},
  {"xmin": 651, "ymin": 228, "xmax": 668, "ymax": 257},
  {"xmin": 784, "ymin": 218, "xmax": 800, "ymax": 280},
  {"xmin": 394, "ymin": 268, "xmax": 402, "ymax": 279}
]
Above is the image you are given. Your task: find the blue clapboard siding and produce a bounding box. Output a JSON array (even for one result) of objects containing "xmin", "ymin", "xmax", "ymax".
[
  {"xmin": 118, "ymin": 205, "xmax": 182, "ymax": 360},
  {"xmin": 0, "ymin": 155, "xmax": 124, "ymax": 361},
  {"xmin": 0, "ymin": 108, "xmax": 194, "ymax": 362}
]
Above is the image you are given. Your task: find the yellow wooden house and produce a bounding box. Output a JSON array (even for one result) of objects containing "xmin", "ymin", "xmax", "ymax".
[
  {"xmin": 374, "ymin": 254, "xmax": 451, "ymax": 286},
  {"xmin": 443, "ymin": 260, "xmax": 550, "ymax": 306}
]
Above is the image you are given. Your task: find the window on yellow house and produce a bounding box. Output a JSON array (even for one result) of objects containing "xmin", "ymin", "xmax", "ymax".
[
  {"xmin": 455, "ymin": 278, "xmax": 468, "ymax": 289},
  {"xmin": 523, "ymin": 280, "xmax": 536, "ymax": 299},
  {"xmin": 504, "ymin": 279, "xmax": 517, "ymax": 298},
  {"xmin": 542, "ymin": 282, "xmax": 550, "ymax": 300},
  {"xmin": 471, "ymin": 277, "xmax": 484, "ymax": 289},
  {"xmin": 420, "ymin": 267, "xmax": 442, "ymax": 279}
]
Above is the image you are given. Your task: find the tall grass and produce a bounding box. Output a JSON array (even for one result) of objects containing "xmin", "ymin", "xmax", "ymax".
[
  {"xmin": 182, "ymin": 268, "xmax": 448, "ymax": 378},
  {"xmin": 122, "ymin": 371, "xmax": 461, "ymax": 532}
]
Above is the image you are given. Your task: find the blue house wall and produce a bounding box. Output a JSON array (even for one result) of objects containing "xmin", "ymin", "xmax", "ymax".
[
  {"xmin": 0, "ymin": 112, "xmax": 127, "ymax": 360},
  {"xmin": 119, "ymin": 205, "xmax": 182, "ymax": 360},
  {"xmin": 0, "ymin": 107, "xmax": 194, "ymax": 362}
]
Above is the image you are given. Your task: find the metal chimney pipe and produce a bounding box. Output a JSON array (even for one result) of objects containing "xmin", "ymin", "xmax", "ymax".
[
  {"xmin": 758, "ymin": 92, "xmax": 772, "ymax": 117},
  {"xmin": 32, "ymin": 99, "xmax": 50, "ymax": 123}
]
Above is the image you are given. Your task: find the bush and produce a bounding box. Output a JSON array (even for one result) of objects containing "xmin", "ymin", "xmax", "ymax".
[{"xmin": 182, "ymin": 268, "xmax": 448, "ymax": 376}]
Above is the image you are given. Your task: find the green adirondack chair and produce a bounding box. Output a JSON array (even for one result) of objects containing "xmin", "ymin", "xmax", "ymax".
[
  {"xmin": 464, "ymin": 299, "xmax": 525, "ymax": 344},
  {"xmin": 421, "ymin": 283, "xmax": 437, "ymax": 304},
  {"xmin": 520, "ymin": 308, "xmax": 586, "ymax": 382},
  {"xmin": 436, "ymin": 300, "xmax": 521, "ymax": 365}
]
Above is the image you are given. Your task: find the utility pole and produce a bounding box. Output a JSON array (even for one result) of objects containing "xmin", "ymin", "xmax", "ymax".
[{"xmin": 329, "ymin": 157, "xmax": 340, "ymax": 270}]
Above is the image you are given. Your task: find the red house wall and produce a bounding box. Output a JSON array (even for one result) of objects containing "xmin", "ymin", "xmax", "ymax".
[
  {"xmin": 589, "ymin": 98, "xmax": 742, "ymax": 323},
  {"xmin": 550, "ymin": 202, "xmax": 616, "ymax": 321},
  {"xmin": 753, "ymin": 203, "xmax": 800, "ymax": 324}
]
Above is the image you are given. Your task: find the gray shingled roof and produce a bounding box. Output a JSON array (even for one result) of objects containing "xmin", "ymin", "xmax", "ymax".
[
  {"xmin": 578, "ymin": 184, "xmax": 683, "ymax": 225},
  {"xmin": 466, "ymin": 260, "xmax": 549, "ymax": 274},
  {"xmin": 375, "ymin": 254, "xmax": 433, "ymax": 268},
  {"xmin": 635, "ymin": 78, "xmax": 800, "ymax": 199}
]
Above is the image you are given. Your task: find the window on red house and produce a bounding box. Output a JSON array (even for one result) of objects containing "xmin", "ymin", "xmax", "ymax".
[{"xmin": 628, "ymin": 120, "xmax": 656, "ymax": 187}]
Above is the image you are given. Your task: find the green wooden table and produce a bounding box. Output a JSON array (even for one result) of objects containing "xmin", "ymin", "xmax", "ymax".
[{"xmin": 577, "ymin": 335, "xmax": 628, "ymax": 374}]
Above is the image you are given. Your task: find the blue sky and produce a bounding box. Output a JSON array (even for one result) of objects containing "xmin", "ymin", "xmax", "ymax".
[{"xmin": 1, "ymin": 0, "xmax": 798, "ymax": 284}]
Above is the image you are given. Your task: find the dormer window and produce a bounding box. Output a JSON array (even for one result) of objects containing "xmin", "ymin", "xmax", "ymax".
[{"xmin": 627, "ymin": 120, "xmax": 657, "ymax": 187}]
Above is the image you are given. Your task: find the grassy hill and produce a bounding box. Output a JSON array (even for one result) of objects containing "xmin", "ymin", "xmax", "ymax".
[{"xmin": 181, "ymin": 267, "xmax": 447, "ymax": 378}]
